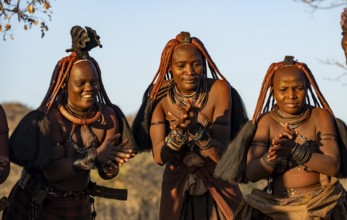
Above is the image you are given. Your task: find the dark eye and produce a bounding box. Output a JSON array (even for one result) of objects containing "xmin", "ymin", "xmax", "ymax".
[
  {"xmin": 76, "ymin": 81, "xmax": 85, "ymax": 86},
  {"xmin": 193, "ymin": 62, "xmax": 202, "ymax": 67}
]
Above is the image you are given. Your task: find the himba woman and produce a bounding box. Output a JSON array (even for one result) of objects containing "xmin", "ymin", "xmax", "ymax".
[
  {"xmin": 3, "ymin": 25, "xmax": 137, "ymax": 220},
  {"xmin": 0, "ymin": 104, "xmax": 10, "ymax": 210},
  {"xmin": 215, "ymin": 56, "xmax": 347, "ymax": 220},
  {"xmin": 132, "ymin": 31, "xmax": 248, "ymax": 220},
  {"xmin": 0, "ymin": 104, "xmax": 10, "ymax": 186}
]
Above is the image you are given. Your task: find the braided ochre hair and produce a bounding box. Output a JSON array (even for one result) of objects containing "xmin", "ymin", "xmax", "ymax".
[
  {"xmin": 38, "ymin": 25, "xmax": 113, "ymax": 113},
  {"xmin": 149, "ymin": 31, "xmax": 227, "ymax": 99}
]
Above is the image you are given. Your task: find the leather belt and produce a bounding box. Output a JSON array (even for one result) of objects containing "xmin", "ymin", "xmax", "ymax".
[{"xmin": 88, "ymin": 182, "xmax": 127, "ymax": 201}]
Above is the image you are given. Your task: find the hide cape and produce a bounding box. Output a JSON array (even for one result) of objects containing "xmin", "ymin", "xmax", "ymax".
[{"xmin": 9, "ymin": 104, "xmax": 137, "ymax": 169}]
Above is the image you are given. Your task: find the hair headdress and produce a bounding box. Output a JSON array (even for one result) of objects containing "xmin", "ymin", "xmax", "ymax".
[
  {"xmin": 65, "ymin": 26, "xmax": 102, "ymax": 59},
  {"xmin": 149, "ymin": 31, "xmax": 227, "ymax": 99},
  {"xmin": 38, "ymin": 25, "xmax": 110, "ymax": 112},
  {"xmin": 251, "ymin": 55, "xmax": 333, "ymax": 123}
]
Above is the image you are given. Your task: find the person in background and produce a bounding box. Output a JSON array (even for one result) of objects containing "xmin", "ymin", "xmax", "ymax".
[
  {"xmin": 132, "ymin": 31, "xmax": 248, "ymax": 220},
  {"xmin": 341, "ymin": 7, "xmax": 347, "ymax": 64},
  {"xmin": 0, "ymin": 104, "xmax": 10, "ymax": 185},
  {"xmin": 3, "ymin": 25, "xmax": 136, "ymax": 220},
  {"xmin": 215, "ymin": 55, "xmax": 347, "ymax": 220},
  {"xmin": 0, "ymin": 104, "xmax": 10, "ymax": 210}
]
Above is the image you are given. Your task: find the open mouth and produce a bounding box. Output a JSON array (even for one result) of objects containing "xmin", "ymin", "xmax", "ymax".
[{"xmin": 82, "ymin": 94, "xmax": 94, "ymax": 100}]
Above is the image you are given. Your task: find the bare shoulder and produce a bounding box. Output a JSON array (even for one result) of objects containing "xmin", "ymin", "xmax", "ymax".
[
  {"xmin": 100, "ymin": 103, "xmax": 117, "ymax": 117},
  {"xmin": 310, "ymin": 107, "xmax": 335, "ymax": 125},
  {"xmin": 257, "ymin": 112, "xmax": 272, "ymax": 127},
  {"xmin": 208, "ymin": 79, "xmax": 231, "ymax": 100},
  {"xmin": 253, "ymin": 112, "xmax": 272, "ymax": 142},
  {"xmin": 311, "ymin": 107, "xmax": 334, "ymax": 121},
  {"xmin": 209, "ymin": 79, "xmax": 230, "ymax": 92},
  {"xmin": 100, "ymin": 103, "xmax": 120, "ymax": 130},
  {"xmin": 311, "ymin": 107, "xmax": 333, "ymax": 117}
]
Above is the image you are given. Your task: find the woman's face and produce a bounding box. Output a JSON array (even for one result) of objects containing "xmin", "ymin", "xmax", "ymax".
[
  {"xmin": 67, "ymin": 61, "xmax": 100, "ymax": 111},
  {"xmin": 171, "ymin": 45, "xmax": 204, "ymax": 94},
  {"xmin": 272, "ymin": 66, "xmax": 308, "ymax": 116}
]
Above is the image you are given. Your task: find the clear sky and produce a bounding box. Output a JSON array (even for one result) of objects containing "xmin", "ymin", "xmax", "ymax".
[{"xmin": 1, "ymin": 0, "xmax": 347, "ymax": 122}]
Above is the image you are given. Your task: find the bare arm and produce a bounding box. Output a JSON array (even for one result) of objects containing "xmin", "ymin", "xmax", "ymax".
[
  {"xmin": 150, "ymin": 101, "xmax": 168, "ymax": 165},
  {"xmin": 200, "ymin": 80, "xmax": 232, "ymax": 162},
  {"xmin": 246, "ymin": 115, "xmax": 274, "ymax": 182},
  {"xmin": 302, "ymin": 110, "xmax": 340, "ymax": 177}
]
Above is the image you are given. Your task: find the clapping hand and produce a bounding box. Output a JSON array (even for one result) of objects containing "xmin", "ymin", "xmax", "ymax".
[
  {"xmin": 97, "ymin": 133, "xmax": 136, "ymax": 170},
  {"xmin": 167, "ymin": 99, "xmax": 200, "ymax": 132},
  {"xmin": 268, "ymin": 123, "xmax": 297, "ymax": 161}
]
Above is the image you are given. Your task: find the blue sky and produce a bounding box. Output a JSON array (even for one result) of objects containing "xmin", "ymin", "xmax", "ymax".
[{"xmin": 1, "ymin": 0, "xmax": 347, "ymax": 121}]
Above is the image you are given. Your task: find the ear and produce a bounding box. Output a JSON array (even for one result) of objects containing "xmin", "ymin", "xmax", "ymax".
[{"xmin": 270, "ymin": 86, "xmax": 274, "ymax": 97}]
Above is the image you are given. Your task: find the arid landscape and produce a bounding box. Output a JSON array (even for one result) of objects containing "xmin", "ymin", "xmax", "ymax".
[{"xmin": 0, "ymin": 102, "xmax": 346, "ymax": 220}]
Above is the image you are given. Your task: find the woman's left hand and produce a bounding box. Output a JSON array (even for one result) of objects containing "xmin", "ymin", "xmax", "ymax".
[{"xmin": 167, "ymin": 99, "xmax": 200, "ymax": 132}]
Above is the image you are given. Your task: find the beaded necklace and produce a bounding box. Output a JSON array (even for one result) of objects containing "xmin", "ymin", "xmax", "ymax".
[
  {"xmin": 270, "ymin": 105, "xmax": 311, "ymax": 130},
  {"xmin": 167, "ymin": 78, "xmax": 208, "ymax": 110}
]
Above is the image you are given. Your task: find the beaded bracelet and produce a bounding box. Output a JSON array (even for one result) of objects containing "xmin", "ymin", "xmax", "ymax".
[
  {"xmin": 195, "ymin": 133, "xmax": 212, "ymax": 150},
  {"xmin": 189, "ymin": 124, "xmax": 212, "ymax": 150},
  {"xmin": 165, "ymin": 130, "xmax": 188, "ymax": 151}
]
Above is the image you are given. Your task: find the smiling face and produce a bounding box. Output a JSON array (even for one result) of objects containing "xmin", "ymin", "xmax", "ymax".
[
  {"xmin": 272, "ymin": 66, "xmax": 308, "ymax": 116},
  {"xmin": 171, "ymin": 45, "xmax": 204, "ymax": 94},
  {"xmin": 66, "ymin": 61, "xmax": 100, "ymax": 111}
]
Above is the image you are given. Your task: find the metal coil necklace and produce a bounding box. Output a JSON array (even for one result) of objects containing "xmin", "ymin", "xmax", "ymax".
[
  {"xmin": 270, "ymin": 105, "xmax": 311, "ymax": 130},
  {"xmin": 59, "ymin": 102, "xmax": 102, "ymax": 125},
  {"xmin": 167, "ymin": 78, "xmax": 208, "ymax": 110}
]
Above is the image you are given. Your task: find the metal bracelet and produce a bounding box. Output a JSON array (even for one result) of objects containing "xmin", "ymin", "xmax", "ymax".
[{"xmin": 165, "ymin": 130, "xmax": 188, "ymax": 151}]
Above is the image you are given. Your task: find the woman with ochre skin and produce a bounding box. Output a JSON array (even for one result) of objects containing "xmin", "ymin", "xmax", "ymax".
[
  {"xmin": 215, "ymin": 56, "xmax": 347, "ymax": 220},
  {"xmin": 3, "ymin": 26, "xmax": 136, "ymax": 220},
  {"xmin": 132, "ymin": 31, "xmax": 248, "ymax": 220}
]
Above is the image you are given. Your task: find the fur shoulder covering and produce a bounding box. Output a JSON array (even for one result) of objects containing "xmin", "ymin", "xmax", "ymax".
[
  {"xmin": 336, "ymin": 118, "xmax": 347, "ymax": 178},
  {"xmin": 229, "ymin": 85, "xmax": 249, "ymax": 140},
  {"xmin": 9, "ymin": 110, "xmax": 53, "ymax": 169},
  {"xmin": 111, "ymin": 104, "xmax": 138, "ymax": 151},
  {"xmin": 132, "ymin": 84, "xmax": 168, "ymax": 152},
  {"xmin": 214, "ymin": 121, "xmax": 256, "ymax": 183}
]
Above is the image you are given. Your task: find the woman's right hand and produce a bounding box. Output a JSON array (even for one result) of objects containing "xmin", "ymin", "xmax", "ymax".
[
  {"xmin": 96, "ymin": 133, "xmax": 136, "ymax": 167},
  {"xmin": 268, "ymin": 123, "xmax": 298, "ymax": 161}
]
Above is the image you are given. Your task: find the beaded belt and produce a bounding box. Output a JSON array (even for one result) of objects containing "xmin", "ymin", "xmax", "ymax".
[{"xmin": 273, "ymin": 183, "xmax": 322, "ymax": 197}]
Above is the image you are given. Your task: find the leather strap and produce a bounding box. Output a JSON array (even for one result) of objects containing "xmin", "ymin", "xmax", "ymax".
[{"xmin": 88, "ymin": 182, "xmax": 127, "ymax": 201}]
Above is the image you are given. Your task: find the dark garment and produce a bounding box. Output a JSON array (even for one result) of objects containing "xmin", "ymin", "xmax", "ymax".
[
  {"xmin": 3, "ymin": 182, "xmax": 93, "ymax": 220},
  {"xmin": 159, "ymin": 157, "xmax": 242, "ymax": 220},
  {"xmin": 180, "ymin": 192, "xmax": 226, "ymax": 220}
]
